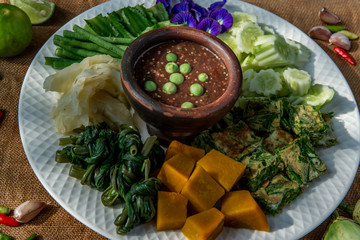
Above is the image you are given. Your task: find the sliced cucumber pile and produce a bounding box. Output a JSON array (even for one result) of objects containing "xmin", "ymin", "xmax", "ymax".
[
  {"xmin": 238, "ymin": 67, "xmax": 334, "ymax": 108},
  {"xmin": 218, "ymin": 10, "xmax": 335, "ymax": 109},
  {"xmin": 218, "ymin": 11, "xmax": 310, "ymax": 71}
]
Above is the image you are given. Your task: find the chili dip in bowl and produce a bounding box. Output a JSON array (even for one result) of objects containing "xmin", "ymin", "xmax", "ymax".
[{"xmin": 121, "ymin": 26, "xmax": 242, "ymax": 142}]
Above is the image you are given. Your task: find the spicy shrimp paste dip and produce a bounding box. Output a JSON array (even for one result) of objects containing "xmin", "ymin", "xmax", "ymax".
[{"xmin": 134, "ymin": 40, "xmax": 229, "ymax": 108}]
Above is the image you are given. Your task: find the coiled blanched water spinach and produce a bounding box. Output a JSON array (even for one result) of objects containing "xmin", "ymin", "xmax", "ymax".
[
  {"xmin": 55, "ymin": 123, "xmax": 164, "ymax": 208},
  {"xmin": 114, "ymin": 177, "xmax": 161, "ymax": 235}
]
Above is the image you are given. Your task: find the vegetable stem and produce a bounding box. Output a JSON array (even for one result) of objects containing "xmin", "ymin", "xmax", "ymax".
[
  {"xmin": 85, "ymin": 14, "xmax": 120, "ymax": 37},
  {"xmin": 107, "ymin": 12, "xmax": 135, "ymax": 38},
  {"xmin": 55, "ymin": 150, "xmax": 70, "ymax": 163},
  {"xmin": 339, "ymin": 202, "xmax": 355, "ymax": 215},
  {"xmin": 69, "ymin": 165, "xmax": 86, "ymax": 180},
  {"xmin": 141, "ymin": 136, "xmax": 158, "ymax": 156}
]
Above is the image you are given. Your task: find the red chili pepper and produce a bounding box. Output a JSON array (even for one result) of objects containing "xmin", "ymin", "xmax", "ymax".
[
  {"xmin": 333, "ymin": 46, "xmax": 356, "ymax": 65},
  {"xmin": 0, "ymin": 214, "xmax": 20, "ymax": 227},
  {"xmin": 0, "ymin": 109, "xmax": 3, "ymax": 120}
]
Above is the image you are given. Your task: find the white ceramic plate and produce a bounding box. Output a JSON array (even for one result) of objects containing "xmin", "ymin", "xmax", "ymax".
[{"xmin": 18, "ymin": 0, "xmax": 360, "ymax": 239}]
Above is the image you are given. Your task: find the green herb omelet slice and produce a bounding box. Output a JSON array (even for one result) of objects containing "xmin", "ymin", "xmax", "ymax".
[
  {"xmin": 252, "ymin": 173, "xmax": 302, "ymax": 215},
  {"xmin": 240, "ymin": 146, "xmax": 282, "ymax": 192},
  {"xmin": 275, "ymin": 135, "xmax": 326, "ymax": 187},
  {"xmin": 243, "ymin": 98, "xmax": 284, "ymax": 132}
]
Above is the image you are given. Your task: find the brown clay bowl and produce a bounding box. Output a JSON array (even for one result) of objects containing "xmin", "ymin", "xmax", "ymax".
[{"xmin": 120, "ymin": 26, "xmax": 242, "ymax": 142}]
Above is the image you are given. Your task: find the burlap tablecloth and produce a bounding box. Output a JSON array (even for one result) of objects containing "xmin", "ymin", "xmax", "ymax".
[{"xmin": 0, "ymin": 0, "xmax": 359, "ymax": 239}]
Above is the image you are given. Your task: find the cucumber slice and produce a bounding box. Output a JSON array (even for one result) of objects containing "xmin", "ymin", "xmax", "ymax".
[
  {"xmin": 235, "ymin": 21, "xmax": 264, "ymax": 54},
  {"xmin": 262, "ymin": 25, "xmax": 276, "ymax": 35},
  {"xmin": 217, "ymin": 32, "xmax": 242, "ymax": 61},
  {"xmin": 274, "ymin": 67, "xmax": 291, "ymax": 96},
  {"xmin": 241, "ymin": 69, "xmax": 258, "ymax": 97},
  {"xmin": 231, "ymin": 11, "xmax": 258, "ymax": 28},
  {"xmin": 240, "ymin": 53, "xmax": 261, "ymax": 72},
  {"xmin": 288, "ymin": 95, "xmax": 305, "ymax": 105},
  {"xmin": 253, "ymin": 35, "xmax": 296, "ymax": 68},
  {"xmin": 285, "ymin": 38, "xmax": 310, "ymax": 68},
  {"xmin": 249, "ymin": 69, "xmax": 282, "ymax": 96},
  {"xmin": 302, "ymin": 84, "xmax": 335, "ymax": 109},
  {"xmin": 283, "ymin": 68, "xmax": 312, "ymax": 96}
]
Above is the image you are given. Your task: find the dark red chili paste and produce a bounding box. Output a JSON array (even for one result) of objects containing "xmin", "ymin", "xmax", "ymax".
[{"xmin": 134, "ymin": 40, "xmax": 229, "ymax": 108}]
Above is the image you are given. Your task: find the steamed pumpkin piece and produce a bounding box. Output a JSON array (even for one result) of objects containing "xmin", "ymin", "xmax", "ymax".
[
  {"xmin": 157, "ymin": 153, "xmax": 196, "ymax": 192},
  {"xmin": 182, "ymin": 208, "xmax": 224, "ymax": 240},
  {"xmin": 221, "ymin": 190, "xmax": 270, "ymax": 231},
  {"xmin": 181, "ymin": 165, "xmax": 225, "ymax": 212},
  {"xmin": 165, "ymin": 140, "xmax": 205, "ymax": 161},
  {"xmin": 197, "ymin": 149, "xmax": 246, "ymax": 192},
  {"xmin": 156, "ymin": 191, "xmax": 188, "ymax": 231}
]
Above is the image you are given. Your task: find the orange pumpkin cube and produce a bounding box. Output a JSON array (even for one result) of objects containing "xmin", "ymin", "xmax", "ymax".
[
  {"xmin": 157, "ymin": 153, "xmax": 196, "ymax": 192},
  {"xmin": 182, "ymin": 208, "xmax": 224, "ymax": 240},
  {"xmin": 156, "ymin": 191, "xmax": 188, "ymax": 231},
  {"xmin": 181, "ymin": 166, "xmax": 225, "ymax": 212},
  {"xmin": 165, "ymin": 140, "xmax": 205, "ymax": 161},
  {"xmin": 221, "ymin": 190, "xmax": 270, "ymax": 231},
  {"xmin": 197, "ymin": 149, "xmax": 246, "ymax": 192}
]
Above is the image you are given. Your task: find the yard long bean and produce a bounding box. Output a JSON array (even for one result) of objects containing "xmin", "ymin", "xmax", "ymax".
[
  {"xmin": 45, "ymin": 57, "xmax": 81, "ymax": 69},
  {"xmin": 63, "ymin": 30, "xmax": 135, "ymax": 45},
  {"xmin": 54, "ymin": 35, "xmax": 122, "ymax": 58},
  {"xmin": 55, "ymin": 47, "xmax": 83, "ymax": 60},
  {"xmin": 73, "ymin": 25, "xmax": 125, "ymax": 57}
]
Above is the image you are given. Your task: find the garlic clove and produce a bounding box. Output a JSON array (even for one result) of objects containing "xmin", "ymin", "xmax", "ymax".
[
  {"xmin": 329, "ymin": 32, "xmax": 351, "ymax": 51},
  {"xmin": 319, "ymin": 7, "xmax": 341, "ymax": 24},
  {"xmin": 308, "ymin": 26, "xmax": 332, "ymax": 41},
  {"xmin": 13, "ymin": 200, "xmax": 46, "ymax": 223}
]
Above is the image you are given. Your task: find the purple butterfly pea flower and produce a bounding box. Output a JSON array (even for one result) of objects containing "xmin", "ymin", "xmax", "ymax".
[
  {"xmin": 209, "ymin": 8, "xmax": 233, "ymax": 33},
  {"xmin": 172, "ymin": 12, "xmax": 198, "ymax": 28},
  {"xmin": 180, "ymin": 0, "xmax": 194, "ymax": 6},
  {"xmin": 208, "ymin": 0, "xmax": 227, "ymax": 12},
  {"xmin": 176, "ymin": 0, "xmax": 208, "ymax": 22},
  {"xmin": 156, "ymin": 0, "xmax": 172, "ymax": 14},
  {"xmin": 196, "ymin": 17, "xmax": 222, "ymax": 36},
  {"xmin": 172, "ymin": 2, "xmax": 190, "ymax": 15},
  {"xmin": 191, "ymin": 3, "xmax": 209, "ymax": 22}
]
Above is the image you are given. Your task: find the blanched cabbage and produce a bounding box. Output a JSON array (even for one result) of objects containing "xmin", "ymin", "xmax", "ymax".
[{"xmin": 43, "ymin": 55, "xmax": 133, "ymax": 134}]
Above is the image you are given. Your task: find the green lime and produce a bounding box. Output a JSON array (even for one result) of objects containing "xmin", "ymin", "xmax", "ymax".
[
  {"xmin": 10, "ymin": 0, "xmax": 55, "ymax": 25},
  {"xmin": 0, "ymin": 3, "xmax": 32, "ymax": 57}
]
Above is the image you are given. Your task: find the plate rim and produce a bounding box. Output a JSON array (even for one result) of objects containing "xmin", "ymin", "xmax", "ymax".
[{"xmin": 17, "ymin": 0, "xmax": 360, "ymax": 239}]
